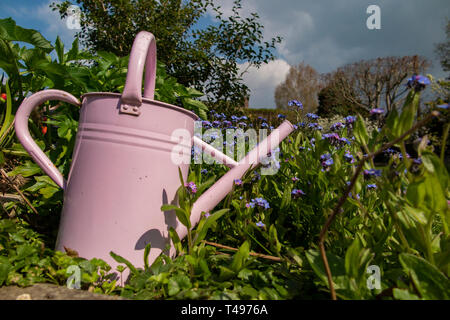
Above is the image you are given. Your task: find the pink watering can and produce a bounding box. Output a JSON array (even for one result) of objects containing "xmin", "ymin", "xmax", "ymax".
[{"xmin": 15, "ymin": 31, "xmax": 294, "ymax": 280}]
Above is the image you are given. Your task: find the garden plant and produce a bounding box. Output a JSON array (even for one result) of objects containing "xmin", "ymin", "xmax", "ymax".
[{"xmin": 0, "ymin": 18, "xmax": 449, "ymax": 300}]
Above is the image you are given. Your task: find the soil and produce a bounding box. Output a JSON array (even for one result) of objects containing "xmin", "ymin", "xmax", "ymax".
[{"xmin": 0, "ymin": 283, "xmax": 128, "ymax": 300}]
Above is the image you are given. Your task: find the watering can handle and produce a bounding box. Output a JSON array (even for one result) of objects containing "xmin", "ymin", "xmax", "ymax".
[
  {"xmin": 120, "ymin": 31, "xmax": 156, "ymax": 115},
  {"xmin": 14, "ymin": 90, "xmax": 81, "ymax": 190}
]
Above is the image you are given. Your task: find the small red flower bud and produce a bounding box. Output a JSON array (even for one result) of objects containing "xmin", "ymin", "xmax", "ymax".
[{"xmin": 41, "ymin": 126, "xmax": 48, "ymax": 135}]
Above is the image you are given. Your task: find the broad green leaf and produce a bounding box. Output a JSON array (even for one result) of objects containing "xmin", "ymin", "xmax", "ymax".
[
  {"xmin": 406, "ymin": 178, "xmax": 426, "ymax": 208},
  {"xmin": 0, "ymin": 262, "xmax": 12, "ymax": 286},
  {"xmin": 0, "ymin": 18, "xmax": 53, "ymax": 51},
  {"xmin": 423, "ymin": 173, "xmax": 447, "ymax": 213},
  {"xmin": 66, "ymin": 38, "xmax": 79, "ymax": 61},
  {"xmin": 218, "ymin": 265, "xmax": 235, "ymax": 281},
  {"xmin": 161, "ymin": 204, "xmax": 191, "ymax": 229},
  {"xmin": 396, "ymin": 90, "xmax": 420, "ymax": 139},
  {"xmin": 404, "ymin": 205, "xmax": 428, "ymax": 225},
  {"xmin": 399, "ymin": 253, "xmax": 450, "ymax": 299},
  {"xmin": 96, "ymin": 51, "xmax": 119, "ymax": 64},
  {"xmin": 269, "ymin": 224, "xmax": 281, "ymax": 255},
  {"xmin": 39, "ymin": 186, "xmax": 60, "ymax": 199},
  {"xmin": 25, "ymin": 180, "xmax": 47, "ymax": 192},
  {"xmin": 193, "ymin": 209, "xmax": 228, "ymax": 246},
  {"xmin": 385, "ymin": 108, "xmax": 399, "ymax": 140},
  {"xmin": 109, "ymin": 251, "xmax": 138, "ymax": 275},
  {"xmin": 168, "ymin": 227, "xmax": 183, "ymax": 255},
  {"xmin": 9, "ymin": 160, "xmax": 42, "ymax": 177},
  {"xmin": 230, "ymin": 241, "xmax": 250, "ymax": 273},
  {"xmin": 182, "ymin": 98, "xmax": 208, "ymax": 119},
  {"xmin": 54, "ymin": 36, "xmax": 65, "ymax": 64},
  {"xmin": 393, "ymin": 288, "xmax": 420, "ymax": 300},
  {"xmin": 186, "ymin": 87, "xmax": 204, "ymax": 98},
  {"xmin": 35, "ymin": 175, "xmax": 59, "ymax": 187},
  {"xmin": 345, "ymin": 238, "xmax": 361, "ymax": 278},
  {"xmin": 167, "ymin": 277, "xmax": 180, "ymax": 296},
  {"xmin": 305, "ymin": 249, "xmax": 347, "ymax": 290},
  {"xmin": 15, "ymin": 244, "xmax": 35, "ymax": 260},
  {"xmin": 280, "ymin": 185, "xmax": 292, "ymax": 210},
  {"xmin": 354, "ymin": 115, "xmax": 369, "ymax": 147},
  {"xmin": 421, "ymin": 151, "xmax": 448, "ymax": 190}
]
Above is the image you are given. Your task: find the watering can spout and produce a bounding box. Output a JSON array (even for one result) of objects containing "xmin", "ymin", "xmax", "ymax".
[{"xmin": 174, "ymin": 120, "xmax": 295, "ymax": 240}]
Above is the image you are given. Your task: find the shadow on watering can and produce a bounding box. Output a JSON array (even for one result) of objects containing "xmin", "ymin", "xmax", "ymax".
[
  {"xmin": 134, "ymin": 188, "xmax": 178, "ymax": 251},
  {"xmin": 14, "ymin": 31, "xmax": 294, "ymax": 283}
]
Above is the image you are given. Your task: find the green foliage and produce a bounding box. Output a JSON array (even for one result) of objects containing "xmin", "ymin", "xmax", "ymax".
[
  {"xmin": 0, "ymin": 218, "xmax": 116, "ymax": 293},
  {"xmin": 0, "ymin": 19, "xmax": 448, "ymax": 301}
]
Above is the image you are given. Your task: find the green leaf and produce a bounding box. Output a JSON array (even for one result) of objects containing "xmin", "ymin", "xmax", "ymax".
[
  {"xmin": 399, "ymin": 253, "xmax": 450, "ymax": 299},
  {"xmin": 385, "ymin": 107, "xmax": 399, "ymax": 140},
  {"xmin": 39, "ymin": 186, "xmax": 60, "ymax": 199},
  {"xmin": 193, "ymin": 209, "xmax": 229, "ymax": 246},
  {"xmin": 354, "ymin": 115, "xmax": 369, "ymax": 147},
  {"xmin": 15, "ymin": 244, "xmax": 35, "ymax": 260},
  {"xmin": 237, "ymin": 268, "xmax": 253, "ymax": 280},
  {"xmin": 186, "ymin": 87, "xmax": 205, "ymax": 98},
  {"xmin": 109, "ymin": 251, "xmax": 139, "ymax": 275},
  {"xmin": 0, "ymin": 262, "xmax": 12, "ymax": 286},
  {"xmin": 423, "ymin": 173, "xmax": 448, "ymax": 213},
  {"xmin": 396, "ymin": 90, "xmax": 420, "ymax": 139},
  {"xmin": 161, "ymin": 204, "xmax": 191, "ymax": 229},
  {"xmin": 182, "ymin": 98, "xmax": 208, "ymax": 119},
  {"xmin": 230, "ymin": 241, "xmax": 250, "ymax": 273},
  {"xmin": 218, "ymin": 266, "xmax": 235, "ymax": 281},
  {"xmin": 167, "ymin": 277, "xmax": 181, "ymax": 296},
  {"xmin": 168, "ymin": 227, "xmax": 183, "ymax": 255},
  {"xmin": 0, "ymin": 18, "xmax": 53, "ymax": 51},
  {"xmin": 268, "ymin": 224, "xmax": 281, "ymax": 255},
  {"xmin": 143, "ymin": 243, "xmax": 151, "ymax": 271},
  {"xmin": 66, "ymin": 38, "xmax": 80, "ymax": 61},
  {"xmin": 305, "ymin": 249, "xmax": 347, "ymax": 290},
  {"xmin": 9, "ymin": 160, "xmax": 42, "ymax": 177},
  {"xmin": 403, "ymin": 205, "xmax": 428, "ymax": 225},
  {"xmin": 280, "ymin": 185, "xmax": 292, "ymax": 210},
  {"xmin": 54, "ymin": 36, "xmax": 65, "ymax": 64},
  {"xmin": 406, "ymin": 178, "xmax": 426, "ymax": 208},
  {"xmin": 393, "ymin": 288, "xmax": 420, "ymax": 300},
  {"xmin": 345, "ymin": 237, "xmax": 361, "ymax": 278},
  {"xmin": 421, "ymin": 151, "xmax": 448, "ymax": 190}
]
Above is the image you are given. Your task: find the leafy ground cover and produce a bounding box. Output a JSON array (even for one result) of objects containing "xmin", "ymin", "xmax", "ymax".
[{"xmin": 0, "ymin": 19, "xmax": 449, "ymax": 300}]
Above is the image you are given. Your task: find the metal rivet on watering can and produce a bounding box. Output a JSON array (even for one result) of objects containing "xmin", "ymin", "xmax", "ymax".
[{"xmin": 14, "ymin": 30, "xmax": 294, "ymax": 283}]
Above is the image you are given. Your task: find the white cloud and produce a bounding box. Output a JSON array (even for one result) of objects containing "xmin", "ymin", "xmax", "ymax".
[
  {"xmin": 35, "ymin": 0, "xmax": 79, "ymax": 48},
  {"xmin": 239, "ymin": 59, "xmax": 291, "ymax": 108}
]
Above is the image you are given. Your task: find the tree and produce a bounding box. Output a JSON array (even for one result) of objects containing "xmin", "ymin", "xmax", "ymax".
[
  {"xmin": 435, "ymin": 19, "xmax": 450, "ymax": 73},
  {"xmin": 320, "ymin": 56, "xmax": 430, "ymax": 115},
  {"xmin": 274, "ymin": 62, "xmax": 322, "ymax": 112},
  {"xmin": 51, "ymin": 0, "xmax": 282, "ymax": 108},
  {"xmin": 316, "ymin": 72, "xmax": 364, "ymax": 118}
]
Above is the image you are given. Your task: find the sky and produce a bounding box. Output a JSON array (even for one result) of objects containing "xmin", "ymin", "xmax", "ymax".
[{"xmin": 1, "ymin": 0, "xmax": 449, "ymax": 109}]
